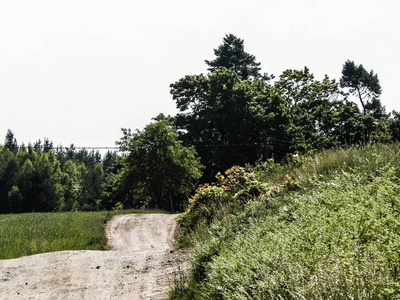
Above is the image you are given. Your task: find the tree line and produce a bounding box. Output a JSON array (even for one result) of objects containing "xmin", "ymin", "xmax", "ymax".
[
  {"xmin": 0, "ymin": 130, "xmax": 110, "ymax": 213},
  {"xmin": 0, "ymin": 119, "xmax": 202, "ymax": 213},
  {"xmin": 2, "ymin": 33, "xmax": 400, "ymax": 213},
  {"xmin": 171, "ymin": 34, "xmax": 400, "ymax": 180}
]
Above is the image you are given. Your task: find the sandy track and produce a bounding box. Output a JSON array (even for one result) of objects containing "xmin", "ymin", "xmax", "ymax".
[{"xmin": 0, "ymin": 214, "xmax": 188, "ymax": 300}]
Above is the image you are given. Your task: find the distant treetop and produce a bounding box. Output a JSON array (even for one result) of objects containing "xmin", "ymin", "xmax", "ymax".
[
  {"xmin": 205, "ymin": 34, "xmax": 262, "ymax": 80},
  {"xmin": 340, "ymin": 60, "xmax": 382, "ymax": 115}
]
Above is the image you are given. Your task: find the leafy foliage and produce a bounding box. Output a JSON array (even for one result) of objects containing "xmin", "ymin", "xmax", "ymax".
[
  {"xmin": 171, "ymin": 68, "xmax": 289, "ymax": 179},
  {"xmin": 340, "ymin": 60, "xmax": 382, "ymax": 115},
  {"xmin": 274, "ymin": 67, "xmax": 344, "ymax": 150},
  {"xmin": 171, "ymin": 35, "xmax": 398, "ymax": 182},
  {"xmin": 110, "ymin": 117, "xmax": 203, "ymax": 211},
  {"xmin": 2, "ymin": 34, "xmax": 400, "ymax": 220},
  {"xmin": 177, "ymin": 165, "xmax": 280, "ymax": 247},
  {"xmin": 0, "ymin": 132, "xmax": 115, "ymax": 213}
]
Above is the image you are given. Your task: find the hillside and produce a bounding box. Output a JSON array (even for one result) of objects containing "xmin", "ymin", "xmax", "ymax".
[{"xmin": 171, "ymin": 143, "xmax": 400, "ymax": 299}]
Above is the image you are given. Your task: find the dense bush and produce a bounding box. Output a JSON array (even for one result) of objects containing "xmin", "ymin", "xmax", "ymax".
[{"xmin": 177, "ymin": 166, "xmax": 273, "ymax": 246}]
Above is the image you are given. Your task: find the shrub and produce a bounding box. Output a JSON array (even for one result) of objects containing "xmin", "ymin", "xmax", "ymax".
[{"xmin": 177, "ymin": 166, "xmax": 269, "ymax": 245}]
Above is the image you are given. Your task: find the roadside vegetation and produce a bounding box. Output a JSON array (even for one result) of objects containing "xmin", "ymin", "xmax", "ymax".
[
  {"xmin": 170, "ymin": 143, "xmax": 400, "ymax": 299},
  {"xmin": 0, "ymin": 209, "xmax": 163, "ymax": 259},
  {"xmin": 2, "ymin": 33, "xmax": 400, "ymax": 298},
  {"xmin": 2, "ymin": 34, "xmax": 400, "ymax": 214}
]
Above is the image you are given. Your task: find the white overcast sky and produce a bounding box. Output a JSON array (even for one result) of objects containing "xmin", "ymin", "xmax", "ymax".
[{"xmin": 1, "ymin": 0, "xmax": 399, "ymax": 149}]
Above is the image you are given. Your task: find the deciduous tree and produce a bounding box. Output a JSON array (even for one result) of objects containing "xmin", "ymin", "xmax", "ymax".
[
  {"xmin": 274, "ymin": 67, "xmax": 342, "ymax": 151},
  {"xmin": 116, "ymin": 117, "xmax": 203, "ymax": 211},
  {"xmin": 171, "ymin": 68, "xmax": 289, "ymax": 178}
]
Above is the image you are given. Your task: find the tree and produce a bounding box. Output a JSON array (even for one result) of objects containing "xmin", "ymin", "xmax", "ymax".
[
  {"xmin": 116, "ymin": 117, "xmax": 203, "ymax": 211},
  {"xmin": 330, "ymin": 99, "xmax": 363, "ymax": 145},
  {"xmin": 340, "ymin": 61, "xmax": 393, "ymax": 142},
  {"xmin": 78, "ymin": 162, "xmax": 104, "ymax": 210},
  {"xmin": 4, "ymin": 129, "xmax": 18, "ymax": 152},
  {"xmin": 389, "ymin": 110, "xmax": 400, "ymax": 141},
  {"xmin": 205, "ymin": 34, "xmax": 262, "ymax": 80},
  {"xmin": 0, "ymin": 147, "xmax": 18, "ymax": 213},
  {"xmin": 340, "ymin": 60, "xmax": 382, "ymax": 115},
  {"xmin": 171, "ymin": 68, "xmax": 289, "ymax": 179},
  {"xmin": 33, "ymin": 138, "xmax": 54, "ymax": 152},
  {"xmin": 16, "ymin": 149, "xmax": 64, "ymax": 212},
  {"xmin": 59, "ymin": 160, "xmax": 82, "ymax": 211},
  {"xmin": 274, "ymin": 67, "xmax": 343, "ymax": 151}
]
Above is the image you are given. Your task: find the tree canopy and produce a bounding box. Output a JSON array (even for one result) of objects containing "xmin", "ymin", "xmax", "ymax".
[
  {"xmin": 170, "ymin": 35, "xmax": 397, "ymax": 181},
  {"xmin": 171, "ymin": 68, "xmax": 288, "ymax": 179},
  {"xmin": 340, "ymin": 60, "xmax": 382, "ymax": 115},
  {"xmin": 2, "ymin": 34, "xmax": 399, "ymax": 214},
  {"xmin": 205, "ymin": 34, "xmax": 262, "ymax": 80},
  {"xmin": 0, "ymin": 133, "xmax": 107, "ymax": 213},
  {"xmin": 113, "ymin": 117, "xmax": 203, "ymax": 211}
]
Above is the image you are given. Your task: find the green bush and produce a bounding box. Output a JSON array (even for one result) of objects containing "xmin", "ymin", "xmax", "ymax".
[{"xmin": 177, "ymin": 166, "xmax": 272, "ymax": 247}]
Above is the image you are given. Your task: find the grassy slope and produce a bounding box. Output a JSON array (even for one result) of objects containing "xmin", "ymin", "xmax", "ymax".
[
  {"xmin": 0, "ymin": 209, "xmax": 163, "ymax": 259},
  {"xmin": 171, "ymin": 143, "xmax": 400, "ymax": 299}
]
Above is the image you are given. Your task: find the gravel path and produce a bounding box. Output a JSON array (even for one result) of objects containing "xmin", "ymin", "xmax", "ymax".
[{"xmin": 0, "ymin": 214, "xmax": 188, "ymax": 300}]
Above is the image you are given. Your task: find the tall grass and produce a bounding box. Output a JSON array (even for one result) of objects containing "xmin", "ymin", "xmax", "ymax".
[
  {"xmin": 267, "ymin": 143, "xmax": 400, "ymax": 187},
  {"xmin": 0, "ymin": 209, "xmax": 163, "ymax": 259},
  {"xmin": 171, "ymin": 143, "xmax": 400, "ymax": 299}
]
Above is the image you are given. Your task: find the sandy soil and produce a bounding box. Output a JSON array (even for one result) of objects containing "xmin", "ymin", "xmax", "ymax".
[{"xmin": 0, "ymin": 214, "xmax": 189, "ymax": 300}]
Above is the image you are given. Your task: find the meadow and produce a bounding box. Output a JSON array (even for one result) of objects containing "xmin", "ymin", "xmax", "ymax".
[
  {"xmin": 0, "ymin": 209, "xmax": 162, "ymax": 259},
  {"xmin": 171, "ymin": 143, "xmax": 400, "ymax": 299}
]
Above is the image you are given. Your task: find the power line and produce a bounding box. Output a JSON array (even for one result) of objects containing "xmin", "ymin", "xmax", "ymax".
[
  {"xmin": 25, "ymin": 136, "xmax": 296, "ymax": 153},
  {"xmin": 51, "ymin": 146, "xmax": 122, "ymax": 152},
  {"xmin": 72, "ymin": 147, "xmax": 120, "ymax": 150}
]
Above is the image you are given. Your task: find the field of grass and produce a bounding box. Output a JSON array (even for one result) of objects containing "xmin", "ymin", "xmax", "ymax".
[
  {"xmin": 171, "ymin": 143, "xmax": 400, "ymax": 299},
  {"xmin": 0, "ymin": 209, "xmax": 163, "ymax": 259}
]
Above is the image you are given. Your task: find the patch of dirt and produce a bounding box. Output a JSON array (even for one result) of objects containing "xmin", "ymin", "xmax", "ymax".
[{"xmin": 0, "ymin": 214, "xmax": 189, "ymax": 300}]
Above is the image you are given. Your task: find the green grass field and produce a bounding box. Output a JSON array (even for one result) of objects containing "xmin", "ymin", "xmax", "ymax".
[{"xmin": 0, "ymin": 209, "xmax": 163, "ymax": 259}]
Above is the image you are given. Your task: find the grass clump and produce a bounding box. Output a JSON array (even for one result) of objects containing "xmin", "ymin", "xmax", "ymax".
[
  {"xmin": 171, "ymin": 143, "xmax": 400, "ymax": 299},
  {"xmin": 0, "ymin": 209, "xmax": 163, "ymax": 259}
]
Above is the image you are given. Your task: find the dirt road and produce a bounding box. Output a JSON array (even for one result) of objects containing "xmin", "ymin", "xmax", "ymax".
[{"xmin": 0, "ymin": 214, "xmax": 188, "ymax": 300}]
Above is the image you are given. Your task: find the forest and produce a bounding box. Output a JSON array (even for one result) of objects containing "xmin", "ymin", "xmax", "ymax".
[{"xmin": 1, "ymin": 33, "xmax": 400, "ymax": 214}]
